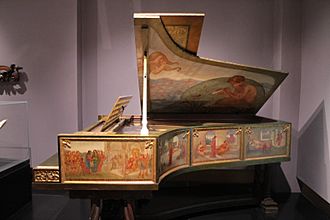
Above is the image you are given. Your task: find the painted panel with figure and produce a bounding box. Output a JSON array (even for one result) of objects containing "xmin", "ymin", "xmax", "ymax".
[
  {"xmin": 134, "ymin": 20, "xmax": 287, "ymax": 114},
  {"xmin": 245, "ymin": 125, "xmax": 290, "ymax": 159},
  {"xmin": 192, "ymin": 128, "xmax": 241, "ymax": 165},
  {"xmin": 59, "ymin": 138, "xmax": 155, "ymax": 182},
  {"xmin": 158, "ymin": 130, "xmax": 189, "ymax": 176}
]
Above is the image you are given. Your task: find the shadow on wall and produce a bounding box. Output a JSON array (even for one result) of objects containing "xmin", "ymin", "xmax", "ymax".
[
  {"xmin": 0, "ymin": 72, "xmax": 28, "ymax": 95},
  {"xmin": 297, "ymin": 101, "xmax": 329, "ymax": 198}
]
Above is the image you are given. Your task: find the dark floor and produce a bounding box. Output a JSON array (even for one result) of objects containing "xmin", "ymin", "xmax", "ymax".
[{"xmin": 7, "ymin": 192, "xmax": 330, "ymax": 220}]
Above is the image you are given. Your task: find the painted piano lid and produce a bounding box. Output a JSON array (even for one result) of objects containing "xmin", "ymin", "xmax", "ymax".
[{"xmin": 134, "ymin": 13, "xmax": 288, "ymax": 116}]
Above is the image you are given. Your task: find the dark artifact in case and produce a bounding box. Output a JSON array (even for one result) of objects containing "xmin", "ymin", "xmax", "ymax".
[
  {"xmin": 0, "ymin": 64, "xmax": 22, "ymax": 82},
  {"xmin": 32, "ymin": 13, "xmax": 291, "ymax": 219}
]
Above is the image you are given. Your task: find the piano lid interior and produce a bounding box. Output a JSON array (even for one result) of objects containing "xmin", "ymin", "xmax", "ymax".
[{"xmin": 134, "ymin": 13, "xmax": 288, "ymax": 116}]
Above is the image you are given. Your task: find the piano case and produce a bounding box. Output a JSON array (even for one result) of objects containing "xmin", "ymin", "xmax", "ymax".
[{"xmin": 33, "ymin": 13, "xmax": 291, "ymax": 219}]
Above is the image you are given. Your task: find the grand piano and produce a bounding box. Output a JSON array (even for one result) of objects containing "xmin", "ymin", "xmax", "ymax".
[{"xmin": 32, "ymin": 13, "xmax": 291, "ymax": 219}]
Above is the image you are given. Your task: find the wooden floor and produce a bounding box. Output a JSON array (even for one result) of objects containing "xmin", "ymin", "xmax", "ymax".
[{"xmin": 7, "ymin": 192, "xmax": 330, "ymax": 220}]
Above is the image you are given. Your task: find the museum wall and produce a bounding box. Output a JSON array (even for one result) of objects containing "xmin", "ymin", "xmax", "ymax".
[
  {"xmin": 274, "ymin": 0, "xmax": 302, "ymax": 193},
  {"xmin": 80, "ymin": 0, "xmax": 98, "ymax": 128},
  {"xmin": 0, "ymin": 0, "xmax": 78, "ymax": 166},
  {"xmin": 298, "ymin": 0, "xmax": 330, "ymax": 202},
  {"xmin": 96, "ymin": 0, "xmax": 140, "ymax": 119}
]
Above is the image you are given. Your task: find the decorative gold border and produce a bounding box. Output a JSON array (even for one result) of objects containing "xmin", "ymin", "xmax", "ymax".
[
  {"xmin": 33, "ymin": 169, "xmax": 60, "ymax": 183},
  {"xmin": 63, "ymin": 180, "xmax": 156, "ymax": 185},
  {"xmin": 192, "ymin": 158, "xmax": 242, "ymax": 167},
  {"xmin": 58, "ymin": 136, "xmax": 157, "ymax": 184}
]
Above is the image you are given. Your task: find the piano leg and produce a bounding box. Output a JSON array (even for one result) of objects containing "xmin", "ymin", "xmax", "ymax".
[
  {"xmin": 255, "ymin": 164, "xmax": 279, "ymax": 215},
  {"xmin": 124, "ymin": 200, "xmax": 135, "ymax": 220},
  {"xmin": 90, "ymin": 199, "xmax": 102, "ymax": 220}
]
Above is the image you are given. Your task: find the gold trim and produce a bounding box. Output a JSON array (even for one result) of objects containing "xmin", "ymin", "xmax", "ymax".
[
  {"xmin": 59, "ymin": 133, "xmax": 161, "ymax": 138},
  {"xmin": 33, "ymin": 169, "xmax": 60, "ymax": 183},
  {"xmin": 244, "ymin": 155, "xmax": 290, "ymax": 161},
  {"xmin": 239, "ymin": 127, "xmax": 244, "ymax": 160},
  {"xmin": 134, "ymin": 13, "xmax": 205, "ymax": 19},
  {"xmin": 192, "ymin": 158, "xmax": 242, "ymax": 167},
  {"xmin": 192, "ymin": 129, "xmax": 199, "ymax": 137},
  {"xmin": 63, "ymin": 180, "xmax": 156, "ymax": 185},
  {"xmin": 183, "ymin": 130, "xmax": 190, "ymax": 139},
  {"xmin": 282, "ymin": 124, "xmax": 291, "ymax": 132},
  {"xmin": 145, "ymin": 140, "xmax": 154, "ymax": 149},
  {"xmin": 235, "ymin": 128, "xmax": 242, "ymax": 135},
  {"xmin": 35, "ymin": 166, "xmax": 59, "ymax": 169},
  {"xmin": 62, "ymin": 140, "xmax": 71, "ymax": 149},
  {"xmin": 245, "ymin": 127, "xmax": 252, "ymax": 135}
]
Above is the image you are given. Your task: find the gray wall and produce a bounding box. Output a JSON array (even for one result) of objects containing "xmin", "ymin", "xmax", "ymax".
[
  {"xmin": 0, "ymin": 0, "xmax": 78, "ymax": 166},
  {"xmin": 80, "ymin": 0, "xmax": 140, "ymax": 128},
  {"xmin": 298, "ymin": 0, "xmax": 330, "ymax": 202},
  {"xmin": 274, "ymin": 0, "xmax": 302, "ymax": 194}
]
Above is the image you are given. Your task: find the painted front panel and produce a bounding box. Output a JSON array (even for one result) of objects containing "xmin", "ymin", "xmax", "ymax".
[
  {"xmin": 59, "ymin": 137, "xmax": 156, "ymax": 183},
  {"xmin": 244, "ymin": 124, "xmax": 291, "ymax": 160},
  {"xmin": 192, "ymin": 127, "xmax": 241, "ymax": 165},
  {"xmin": 158, "ymin": 130, "xmax": 190, "ymax": 177}
]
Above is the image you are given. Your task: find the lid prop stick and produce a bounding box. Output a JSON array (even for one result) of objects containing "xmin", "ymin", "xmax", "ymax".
[{"xmin": 140, "ymin": 52, "xmax": 149, "ymax": 135}]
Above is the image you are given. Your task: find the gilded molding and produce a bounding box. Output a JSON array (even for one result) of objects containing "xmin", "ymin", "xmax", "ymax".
[
  {"xmin": 282, "ymin": 124, "xmax": 291, "ymax": 133},
  {"xmin": 62, "ymin": 139, "xmax": 71, "ymax": 149},
  {"xmin": 182, "ymin": 130, "xmax": 190, "ymax": 139},
  {"xmin": 145, "ymin": 140, "xmax": 154, "ymax": 150},
  {"xmin": 235, "ymin": 128, "xmax": 242, "ymax": 135},
  {"xmin": 192, "ymin": 129, "xmax": 199, "ymax": 138},
  {"xmin": 245, "ymin": 127, "xmax": 252, "ymax": 135},
  {"xmin": 34, "ymin": 169, "xmax": 60, "ymax": 183}
]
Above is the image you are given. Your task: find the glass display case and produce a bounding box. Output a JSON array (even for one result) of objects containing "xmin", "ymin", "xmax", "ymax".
[
  {"xmin": 0, "ymin": 101, "xmax": 30, "ymax": 170},
  {"xmin": 0, "ymin": 101, "xmax": 31, "ymax": 219}
]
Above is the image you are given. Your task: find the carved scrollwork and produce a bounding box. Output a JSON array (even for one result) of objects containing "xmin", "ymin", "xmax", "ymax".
[
  {"xmin": 145, "ymin": 140, "xmax": 154, "ymax": 150},
  {"xmin": 235, "ymin": 128, "xmax": 242, "ymax": 135},
  {"xmin": 282, "ymin": 124, "xmax": 291, "ymax": 133},
  {"xmin": 34, "ymin": 170, "xmax": 60, "ymax": 183},
  {"xmin": 193, "ymin": 129, "xmax": 199, "ymax": 138},
  {"xmin": 62, "ymin": 140, "xmax": 71, "ymax": 149},
  {"xmin": 182, "ymin": 130, "xmax": 190, "ymax": 139},
  {"xmin": 245, "ymin": 127, "xmax": 253, "ymax": 135}
]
